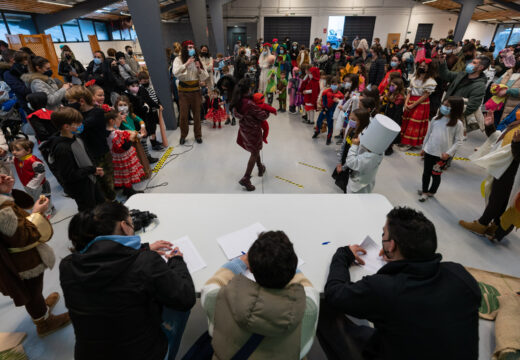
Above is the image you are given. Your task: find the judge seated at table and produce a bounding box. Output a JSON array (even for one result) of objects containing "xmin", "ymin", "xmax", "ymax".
[
  {"xmin": 200, "ymin": 231, "xmax": 320, "ymax": 359},
  {"xmin": 60, "ymin": 202, "xmax": 196, "ymax": 360},
  {"xmin": 318, "ymin": 206, "xmax": 481, "ymax": 360}
]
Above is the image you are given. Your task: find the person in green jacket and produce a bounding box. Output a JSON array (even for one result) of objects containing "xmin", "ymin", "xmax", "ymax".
[{"xmin": 438, "ymin": 55, "xmax": 490, "ymax": 123}]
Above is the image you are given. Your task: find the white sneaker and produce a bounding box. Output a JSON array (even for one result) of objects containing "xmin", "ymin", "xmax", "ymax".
[{"xmin": 419, "ymin": 194, "xmax": 428, "ymax": 202}]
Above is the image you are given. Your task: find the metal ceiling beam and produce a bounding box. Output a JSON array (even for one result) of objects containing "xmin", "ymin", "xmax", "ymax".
[{"xmin": 33, "ymin": 0, "xmax": 117, "ymax": 31}]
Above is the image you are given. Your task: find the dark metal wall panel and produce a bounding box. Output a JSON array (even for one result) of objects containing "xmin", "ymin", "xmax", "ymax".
[
  {"xmin": 264, "ymin": 16, "xmax": 311, "ymax": 46},
  {"xmin": 343, "ymin": 16, "xmax": 376, "ymax": 45}
]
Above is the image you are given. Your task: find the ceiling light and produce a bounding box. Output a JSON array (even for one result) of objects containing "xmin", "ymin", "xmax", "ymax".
[
  {"xmin": 478, "ymin": 18, "xmax": 496, "ymax": 21},
  {"xmin": 422, "ymin": 0, "xmax": 437, "ymax": 4},
  {"xmin": 37, "ymin": 0, "xmax": 74, "ymax": 7},
  {"xmin": 120, "ymin": 11, "xmax": 130, "ymax": 16}
]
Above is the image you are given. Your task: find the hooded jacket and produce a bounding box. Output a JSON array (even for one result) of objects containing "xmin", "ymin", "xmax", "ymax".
[
  {"xmin": 234, "ymin": 97, "xmax": 269, "ymax": 153},
  {"xmin": 325, "ymin": 246, "xmax": 481, "ymax": 360},
  {"xmin": 3, "ymin": 63, "xmax": 31, "ymax": 110},
  {"xmin": 60, "ymin": 238, "xmax": 196, "ymax": 360},
  {"xmin": 21, "ymin": 72, "xmax": 65, "ymax": 110}
]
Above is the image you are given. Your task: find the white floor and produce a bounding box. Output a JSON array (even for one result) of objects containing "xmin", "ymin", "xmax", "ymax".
[{"xmin": 1, "ymin": 106, "xmax": 519, "ymax": 359}]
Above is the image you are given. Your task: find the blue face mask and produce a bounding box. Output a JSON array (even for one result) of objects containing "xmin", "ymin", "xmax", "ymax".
[
  {"xmin": 348, "ymin": 119, "xmax": 357, "ymax": 128},
  {"xmin": 331, "ymin": 84, "xmax": 338, "ymax": 92},
  {"xmin": 440, "ymin": 105, "xmax": 451, "ymax": 116},
  {"xmin": 465, "ymin": 63, "xmax": 475, "ymax": 74},
  {"xmin": 390, "ymin": 61, "xmax": 398, "ymax": 68},
  {"xmin": 72, "ymin": 123, "xmax": 84, "ymax": 135},
  {"xmin": 93, "ymin": 58, "xmax": 102, "ymax": 65},
  {"xmin": 188, "ymin": 48, "xmax": 196, "ymax": 57}
]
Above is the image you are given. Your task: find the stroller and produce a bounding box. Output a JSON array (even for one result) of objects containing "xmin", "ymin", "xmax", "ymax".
[{"xmin": 0, "ymin": 82, "xmax": 28, "ymax": 144}]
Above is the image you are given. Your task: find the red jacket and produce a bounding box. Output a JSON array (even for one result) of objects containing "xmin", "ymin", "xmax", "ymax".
[
  {"xmin": 14, "ymin": 154, "xmax": 45, "ymax": 188},
  {"xmin": 299, "ymin": 67, "xmax": 320, "ymax": 109},
  {"xmin": 320, "ymin": 88, "xmax": 344, "ymax": 110}
]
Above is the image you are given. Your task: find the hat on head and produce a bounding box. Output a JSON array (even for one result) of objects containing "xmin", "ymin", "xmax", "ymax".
[
  {"xmin": 253, "ymin": 93, "xmax": 265, "ymax": 104},
  {"xmin": 182, "ymin": 40, "xmax": 194, "ymax": 47},
  {"xmin": 359, "ymin": 114, "xmax": 401, "ymax": 155},
  {"xmin": 263, "ymin": 42, "xmax": 271, "ymax": 48}
]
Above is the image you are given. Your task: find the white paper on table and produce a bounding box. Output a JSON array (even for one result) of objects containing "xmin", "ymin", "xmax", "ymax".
[
  {"xmin": 359, "ymin": 236, "xmax": 387, "ymax": 274},
  {"xmin": 216, "ymin": 223, "xmax": 267, "ymax": 260},
  {"xmin": 244, "ymin": 258, "xmax": 305, "ymax": 282},
  {"xmin": 162, "ymin": 236, "xmax": 207, "ymax": 274}
]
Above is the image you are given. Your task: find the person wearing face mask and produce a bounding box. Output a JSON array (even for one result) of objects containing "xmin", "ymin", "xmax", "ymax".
[
  {"xmin": 382, "ymin": 77, "xmax": 406, "ymax": 155},
  {"xmin": 443, "ymin": 41, "xmax": 458, "ymax": 70},
  {"xmin": 116, "ymin": 51, "xmax": 136, "ymax": 80},
  {"xmin": 124, "ymin": 45, "xmax": 140, "ymax": 74},
  {"xmin": 22, "ymin": 56, "xmax": 71, "ymax": 111},
  {"xmin": 235, "ymin": 48, "xmax": 249, "ymax": 82},
  {"xmin": 439, "ymin": 55, "xmax": 489, "ymax": 130},
  {"xmin": 493, "ymin": 56, "xmax": 520, "ymax": 126},
  {"xmin": 419, "ymin": 97, "xmax": 464, "ymax": 202},
  {"xmin": 258, "ymin": 43, "xmax": 272, "ymax": 94},
  {"xmin": 318, "ymin": 207, "xmax": 480, "ymax": 360},
  {"xmin": 85, "ymin": 51, "xmax": 107, "ymax": 86},
  {"xmin": 198, "ymin": 45, "xmax": 214, "ymax": 90},
  {"xmin": 46, "ymin": 107, "xmax": 105, "ymax": 211},
  {"xmin": 275, "ymin": 44, "xmax": 291, "ymax": 77},
  {"xmin": 399, "ymin": 59, "xmax": 437, "ymax": 150},
  {"xmin": 289, "ymin": 41, "xmax": 300, "ymax": 70},
  {"xmin": 327, "ymin": 49, "xmax": 346, "ymax": 77},
  {"xmin": 452, "ymin": 42, "xmax": 476, "ymax": 73},
  {"xmin": 172, "ymin": 40, "xmax": 209, "ymax": 145},
  {"xmin": 312, "ymin": 77, "xmax": 344, "ymax": 145},
  {"xmin": 4, "ymin": 51, "xmax": 31, "ymax": 112},
  {"xmin": 378, "ymin": 55, "xmax": 402, "ymax": 95},
  {"xmin": 60, "ymin": 201, "xmax": 195, "ymax": 360},
  {"xmin": 58, "ymin": 50, "xmax": 85, "ymax": 85}
]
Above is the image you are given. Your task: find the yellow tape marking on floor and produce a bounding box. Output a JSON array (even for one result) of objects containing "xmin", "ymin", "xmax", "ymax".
[
  {"xmin": 298, "ymin": 161, "xmax": 326, "ymax": 172},
  {"xmin": 152, "ymin": 147, "xmax": 174, "ymax": 173},
  {"xmin": 275, "ymin": 176, "xmax": 304, "ymax": 189},
  {"xmin": 405, "ymin": 152, "xmax": 469, "ymax": 161}
]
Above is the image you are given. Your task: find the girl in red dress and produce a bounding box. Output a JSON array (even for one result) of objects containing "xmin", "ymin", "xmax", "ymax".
[
  {"xmin": 205, "ymin": 89, "xmax": 227, "ymax": 128},
  {"xmin": 399, "ymin": 59, "xmax": 438, "ymax": 150},
  {"xmin": 105, "ymin": 110, "xmax": 145, "ymax": 197}
]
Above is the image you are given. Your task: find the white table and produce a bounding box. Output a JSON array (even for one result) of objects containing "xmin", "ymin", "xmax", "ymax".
[{"xmin": 125, "ymin": 193, "xmax": 394, "ymax": 292}]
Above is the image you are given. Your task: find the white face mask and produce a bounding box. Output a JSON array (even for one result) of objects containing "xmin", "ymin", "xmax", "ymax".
[
  {"xmin": 119, "ymin": 105, "xmax": 129, "ymax": 114},
  {"xmin": 444, "ymin": 49, "xmax": 453, "ymax": 54},
  {"xmin": 344, "ymin": 82, "xmax": 352, "ymax": 89}
]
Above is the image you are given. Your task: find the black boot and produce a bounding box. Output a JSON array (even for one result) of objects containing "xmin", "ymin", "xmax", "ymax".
[
  {"xmin": 312, "ymin": 131, "xmax": 319, "ymax": 139},
  {"xmin": 231, "ymin": 118, "xmax": 236, "ymax": 126},
  {"xmin": 147, "ymin": 155, "xmax": 159, "ymax": 164},
  {"xmin": 150, "ymin": 139, "xmax": 164, "ymax": 151}
]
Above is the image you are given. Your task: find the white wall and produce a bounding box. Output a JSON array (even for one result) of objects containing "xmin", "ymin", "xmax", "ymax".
[
  {"xmin": 225, "ymin": 0, "xmax": 496, "ymax": 47},
  {"xmin": 53, "ymin": 39, "xmax": 141, "ymax": 66}
]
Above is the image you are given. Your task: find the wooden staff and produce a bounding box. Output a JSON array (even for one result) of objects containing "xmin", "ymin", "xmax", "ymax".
[{"xmin": 158, "ymin": 107, "xmax": 168, "ymax": 147}]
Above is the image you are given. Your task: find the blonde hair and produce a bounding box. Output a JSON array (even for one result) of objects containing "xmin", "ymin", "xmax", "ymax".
[{"xmin": 66, "ymin": 85, "xmax": 93, "ymax": 106}]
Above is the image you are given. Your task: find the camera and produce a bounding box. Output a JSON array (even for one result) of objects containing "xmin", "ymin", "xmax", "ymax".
[{"xmin": 130, "ymin": 209, "xmax": 157, "ymax": 231}]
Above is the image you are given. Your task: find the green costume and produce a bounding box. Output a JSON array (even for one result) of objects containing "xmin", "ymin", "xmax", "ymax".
[{"xmin": 277, "ymin": 78, "xmax": 288, "ymax": 110}]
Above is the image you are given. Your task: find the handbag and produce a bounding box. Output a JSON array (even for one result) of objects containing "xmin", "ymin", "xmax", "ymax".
[
  {"xmin": 182, "ymin": 331, "xmax": 264, "ymax": 360},
  {"xmin": 332, "ymin": 168, "xmax": 350, "ymax": 193}
]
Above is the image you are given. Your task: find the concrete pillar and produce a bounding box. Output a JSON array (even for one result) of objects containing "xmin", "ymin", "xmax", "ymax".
[
  {"xmin": 126, "ymin": 0, "xmax": 177, "ymax": 130},
  {"xmin": 453, "ymin": 0, "xmax": 483, "ymax": 43},
  {"xmin": 208, "ymin": 0, "xmax": 225, "ymax": 54},
  {"xmin": 187, "ymin": 0, "xmax": 209, "ymax": 46}
]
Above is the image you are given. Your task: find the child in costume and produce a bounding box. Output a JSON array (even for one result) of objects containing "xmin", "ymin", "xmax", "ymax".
[
  {"xmin": 10, "ymin": 139, "xmax": 54, "ymax": 216},
  {"xmin": 313, "ymin": 77, "xmax": 344, "ymax": 145},
  {"xmin": 485, "ymin": 83, "xmax": 508, "ymax": 112},
  {"xmin": 265, "ymin": 55, "xmax": 278, "ymax": 106},
  {"xmin": 205, "ymin": 89, "xmax": 227, "ymax": 129},
  {"xmin": 253, "ymin": 93, "xmax": 277, "ymax": 144},
  {"xmin": 333, "ymin": 73, "xmax": 361, "ymax": 143},
  {"xmin": 381, "ymin": 77, "xmax": 406, "ymax": 155},
  {"xmin": 258, "ymin": 43, "xmax": 272, "ymax": 94},
  {"xmin": 288, "ymin": 67, "xmax": 302, "ymax": 114},
  {"xmin": 26, "ymin": 92, "xmax": 56, "ymax": 144},
  {"xmin": 299, "ymin": 66, "xmax": 320, "ymax": 125},
  {"xmin": 105, "ymin": 110, "xmax": 145, "ymax": 197},
  {"xmin": 277, "ymin": 72, "xmax": 288, "ymax": 112},
  {"xmin": 276, "ymin": 44, "xmax": 291, "ymax": 76}
]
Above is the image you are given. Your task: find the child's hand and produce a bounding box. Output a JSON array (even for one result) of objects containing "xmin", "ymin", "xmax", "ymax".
[
  {"xmin": 441, "ymin": 152, "xmax": 450, "ymax": 160},
  {"xmin": 32, "ymin": 196, "xmax": 49, "ymax": 215},
  {"xmin": 140, "ymin": 128, "xmax": 147, "ymax": 138},
  {"xmin": 95, "ymin": 167, "xmax": 105, "ymax": 177},
  {"xmin": 498, "ymin": 88, "xmax": 508, "ymax": 97},
  {"xmin": 129, "ymin": 132, "xmax": 137, "ymax": 141},
  {"xmin": 336, "ymin": 164, "xmax": 343, "ymax": 173},
  {"xmin": 352, "ymin": 137, "xmax": 360, "ymax": 145}
]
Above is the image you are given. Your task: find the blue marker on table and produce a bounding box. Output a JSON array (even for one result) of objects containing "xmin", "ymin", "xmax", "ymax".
[
  {"xmin": 322, "ymin": 241, "xmax": 330, "ymax": 245},
  {"xmin": 241, "ymin": 251, "xmax": 246, "ymax": 255}
]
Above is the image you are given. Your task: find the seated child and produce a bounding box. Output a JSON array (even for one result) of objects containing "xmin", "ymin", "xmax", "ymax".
[
  {"xmin": 26, "ymin": 92, "xmax": 56, "ymax": 144},
  {"xmin": 205, "ymin": 89, "xmax": 227, "ymax": 129},
  {"xmin": 10, "ymin": 139, "xmax": 55, "ymax": 216},
  {"xmin": 105, "ymin": 110, "xmax": 145, "ymax": 197},
  {"xmin": 253, "ymin": 93, "xmax": 277, "ymax": 144},
  {"xmin": 200, "ymin": 231, "xmax": 319, "ymax": 359},
  {"xmin": 47, "ymin": 107, "xmax": 105, "ymax": 211}
]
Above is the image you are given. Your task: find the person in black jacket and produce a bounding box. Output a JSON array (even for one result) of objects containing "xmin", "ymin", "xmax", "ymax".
[
  {"xmin": 368, "ymin": 46, "xmax": 387, "ymax": 89},
  {"xmin": 318, "ymin": 206, "xmax": 481, "ymax": 360},
  {"xmin": 85, "ymin": 51, "xmax": 106, "ymax": 86},
  {"xmin": 3, "ymin": 51, "xmax": 31, "ymax": 112},
  {"xmin": 46, "ymin": 107, "xmax": 105, "ymax": 211},
  {"xmin": 216, "ymin": 67, "xmax": 237, "ymax": 125},
  {"xmin": 234, "ymin": 49, "xmax": 248, "ymax": 82},
  {"xmin": 58, "ymin": 49, "xmax": 85, "ymax": 84},
  {"xmin": 60, "ymin": 201, "xmax": 196, "ymax": 360},
  {"xmin": 65, "ymin": 86, "xmax": 116, "ymax": 201}
]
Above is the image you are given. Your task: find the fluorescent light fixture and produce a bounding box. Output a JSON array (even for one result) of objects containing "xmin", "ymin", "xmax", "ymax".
[
  {"xmin": 422, "ymin": 0, "xmax": 437, "ymax": 4},
  {"xmin": 478, "ymin": 18, "xmax": 496, "ymax": 21},
  {"xmin": 37, "ymin": 0, "xmax": 73, "ymax": 7},
  {"xmin": 120, "ymin": 11, "xmax": 130, "ymax": 16}
]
